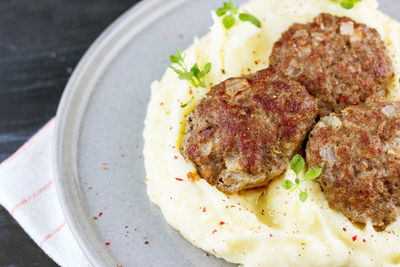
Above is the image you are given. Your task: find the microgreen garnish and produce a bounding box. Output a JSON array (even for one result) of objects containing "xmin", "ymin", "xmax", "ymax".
[
  {"xmin": 281, "ymin": 154, "xmax": 322, "ymax": 203},
  {"xmin": 331, "ymin": 0, "xmax": 362, "ymax": 9},
  {"xmin": 170, "ymin": 48, "xmax": 212, "ymax": 88},
  {"xmin": 180, "ymin": 96, "xmax": 194, "ymax": 108},
  {"xmin": 216, "ymin": 0, "xmax": 261, "ymax": 30}
]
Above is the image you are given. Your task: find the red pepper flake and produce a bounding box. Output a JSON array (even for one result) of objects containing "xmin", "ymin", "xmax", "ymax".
[
  {"xmin": 202, "ymin": 207, "xmax": 206, "ymax": 213},
  {"xmin": 231, "ymin": 205, "xmax": 235, "ymax": 208},
  {"xmin": 343, "ymin": 227, "xmax": 347, "ymax": 232},
  {"xmin": 219, "ymin": 221, "xmax": 225, "ymax": 226},
  {"xmin": 362, "ymin": 239, "xmax": 366, "ymax": 243},
  {"xmin": 389, "ymin": 135, "xmax": 393, "ymax": 139},
  {"xmin": 318, "ymin": 71, "xmax": 325, "ymax": 76},
  {"xmin": 254, "ymin": 60, "xmax": 259, "ymax": 65},
  {"xmin": 160, "ymin": 102, "xmax": 164, "ymax": 106},
  {"xmin": 349, "ymin": 251, "xmax": 352, "ymax": 255},
  {"xmin": 361, "ymin": 80, "xmax": 367, "ymax": 86},
  {"xmin": 102, "ymin": 163, "xmax": 108, "ymax": 166},
  {"xmin": 175, "ymin": 177, "xmax": 183, "ymax": 181},
  {"xmin": 378, "ymin": 148, "xmax": 383, "ymax": 153},
  {"xmin": 270, "ymin": 233, "xmax": 273, "ymax": 237},
  {"xmin": 352, "ymin": 235, "xmax": 357, "ymax": 242},
  {"xmin": 314, "ymin": 50, "xmax": 319, "ymax": 55},
  {"xmin": 322, "ymin": 138, "xmax": 327, "ymax": 145},
  {"xmin": 212, "ymin": 249, "xmax": 217, "ymax": 254},
  {"xmin": 134, "ymin": 228, "xmax": 137, "ymax": 231},
  {"xmin": 212, "ymin": 229, "xmax": 217, "ymax": 234},
  {"xmin": 189, "ymin": 89, "xmax": 193, "ymax": 95},
  {"xmin": 105, "ymin": 242, "xmax": 110, "ymax": 246},
  {"xmin": 174, "ymin": 155, "xmax": 178, "ymax": 159},
  {"xmin": 98, "ymin": 212, "xmax": 103, "ymax": 217}
]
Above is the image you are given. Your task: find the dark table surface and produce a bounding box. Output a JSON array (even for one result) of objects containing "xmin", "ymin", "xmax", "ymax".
[{"xmin": 0, "ymin": 0, "xmax": 138, "ymax": 265}]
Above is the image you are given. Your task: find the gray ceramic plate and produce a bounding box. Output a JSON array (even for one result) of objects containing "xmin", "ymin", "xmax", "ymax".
[{"xmin": 53, "ymin": 0, "xmax": 400, "ymax": 266}]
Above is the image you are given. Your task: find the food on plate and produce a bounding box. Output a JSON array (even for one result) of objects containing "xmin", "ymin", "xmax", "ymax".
[
  {"xmin": 269, "ymin": 13, "xmax": 394, "ymax": 116},
  {"xmin": 306, "ymin": 95, "xmax": 400, "ymax": 228},
  {"xmin": 144, "ymin": 0, "xmax": 400, "ymax": 266},
  {"xmin": 215, "ymin": 0, "xmax": 262, "ymax": 30},
  {"xmin": 181, "ymin": 67, "xmax": 318, "ymax": 193}
]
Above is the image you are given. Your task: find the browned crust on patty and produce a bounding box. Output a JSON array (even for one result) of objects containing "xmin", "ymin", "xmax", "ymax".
[
  {"xmin": 306, "ymin": 95, "xmax": 400, "ymax": 228},
  {"xmin": 181, "ymin": 67, "xmax": 318, "ymax": 193},
  {"xmin": 270, "ymin": 13, "xmax": 394, "ymax": 116}
]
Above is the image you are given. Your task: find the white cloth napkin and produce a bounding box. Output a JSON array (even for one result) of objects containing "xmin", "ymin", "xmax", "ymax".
[{"xmin": 0, "ymin": 118, "xmax": 91, "ymax": 267}]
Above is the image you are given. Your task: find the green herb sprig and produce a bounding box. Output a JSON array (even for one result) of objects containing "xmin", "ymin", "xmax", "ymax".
[
  {"xmin": 331, "ymin": 0, "xmax": 362, "ymax": 9},
  {"xmin": 281, "ymin": 154, "xmax": 322, "ymax": 203},
  {"xmin": 216, "ymin": 0, "xmax": 261, "ymax": 30},
  {"xmin": 170, "ymin": 48, "xmax": 212, "ymax": 88},
  {"xmin": 180, "ymin": 96, "xmax": 194, "ymax": 108}
]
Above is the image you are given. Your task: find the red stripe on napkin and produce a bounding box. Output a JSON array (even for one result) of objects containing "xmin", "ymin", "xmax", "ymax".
[
  {"xmin": 10, "ymin": 180, "xmax": 54, "ymax": 216},
  {"xmin": 39, "ymin": 220, "xmax": 66, "ymax": 248}
]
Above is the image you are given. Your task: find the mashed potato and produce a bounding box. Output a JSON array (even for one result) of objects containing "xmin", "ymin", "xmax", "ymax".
[{"xmin": 143, "ymin": 0, "xmax": 400, "ymax": 266}]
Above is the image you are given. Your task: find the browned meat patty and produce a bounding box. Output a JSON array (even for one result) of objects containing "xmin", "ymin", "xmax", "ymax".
[
  {"xmin": 306, "ymin": 95, "xmax": 400, "ymax": 228},
  {"xmin": 181, "ymin": 67, "xmax": 318, "ymax": 193},
  {"xmin": 269, "ymin": 13, "xmax": 394, "ymax": 117}
]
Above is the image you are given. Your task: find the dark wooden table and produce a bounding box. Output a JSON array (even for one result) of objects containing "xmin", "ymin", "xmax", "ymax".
[{"xmin": 0, "ymin": 0, "xmax": 138, "ymax": 265}]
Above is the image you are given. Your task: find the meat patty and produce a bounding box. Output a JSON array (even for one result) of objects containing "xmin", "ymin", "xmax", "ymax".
[
  {"xmin": 269, "ymin": 13, "xmax": 394, "ymax": 117},
  {"xmin": 306, "ymin": 95, "xmax": 400, "ymax": 228},
  {"xmin": 181, "ymin": 67, "xmax": 318, "ymax": 193}
]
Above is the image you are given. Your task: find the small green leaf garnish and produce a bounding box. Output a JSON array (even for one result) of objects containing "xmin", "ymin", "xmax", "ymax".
[
  {"xmin": 281, "ymin": 154, "xmax": 322, "ymax": 203},
  {"xmin": 216, "ymin": 0, "xmax": 261, "ymax": 30},
  {"xmin": 223, "ymin": 14, "xmax": 236, "ymax": 29},
  {"xmin": 299, "ymin": 191, "xmax": 308, "ymax": 202},
  {"xmin": 331, "ymin": 0, "xmax": 362, "ymax": 10},
  {"xmin": 340, "ymin": 2, "xmax": 353, "ymax": 9},
  {"xmin": 238, "ymin": 13, "xmax": 261, "ymax": 28},
  {"xmin": 290, "ymin": 154, "xmax": 304, "ymax": 176},
  {"xmin": 304, "ymin": 168, "xmax": 322, "ymax": 181},
  {"xmin": 180, "ymin": 96, "xmax": 194, "ymax": 108},
  {"xmin": 282, "ymin": 180, "xmax": 294, "ymax": 190},
  {"xmin": 216, "ymin": 7, "xmax": 228, "ymax": 17},
  {"xmin": 169, "ymin": 48, "xmax": 212, "ymax": 88}
]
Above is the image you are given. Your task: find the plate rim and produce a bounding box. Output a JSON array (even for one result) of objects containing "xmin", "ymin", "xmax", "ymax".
[{"xmin": 52, "ymin": 0, "xmax": 189, "ymax": 265}]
